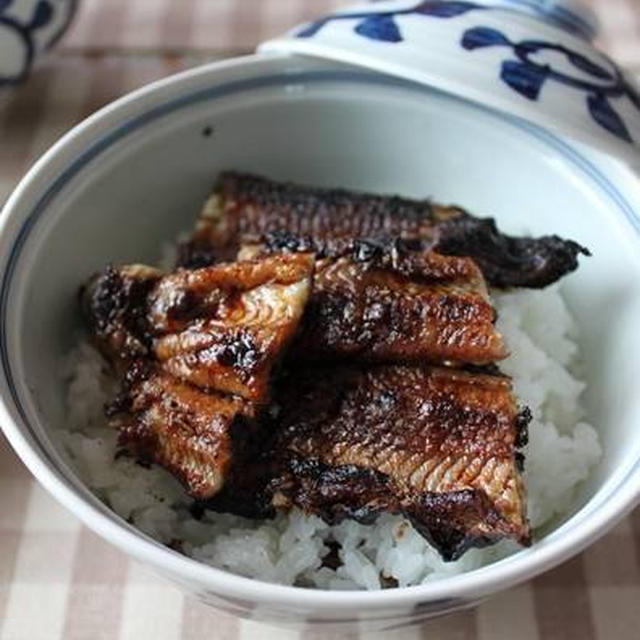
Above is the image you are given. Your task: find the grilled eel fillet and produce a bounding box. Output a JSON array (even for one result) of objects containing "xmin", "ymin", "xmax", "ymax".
[
  {"xmin": 82, "ymin": 254, "xmax": 313, "ymax": 402},
  {"xmin": 148, "ymin": 255, "xmax": 313, "ymax": 402},
  {"xmin": 178, "ymin": 172, "xmax": 589, "ymax": 288},
  {"xmin": 262, "ymin": 364, "xmax": 532, "ymax": 561},
  {"xmin": 107, "ymin": 365, "xmax": 259, "ymax": 500},
  {"xmin": 240, "ymin": 237, "xmax": 507, "ymax": 366}
]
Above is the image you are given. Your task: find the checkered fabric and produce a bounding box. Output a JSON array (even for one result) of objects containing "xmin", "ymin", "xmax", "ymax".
[{"xmin": 1, "ymin": 1, "xmax": 639, "ymax": 638}]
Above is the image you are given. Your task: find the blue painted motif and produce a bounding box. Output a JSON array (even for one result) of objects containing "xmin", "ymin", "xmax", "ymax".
[
  {"xmin": 297, "ymin": 1, "xmax": 482, "ymax": 43},
  {"xmin": 295, "ymin": 1, "xmax": 636, "ymax": 142},
  {"xmin": 298, "ymin": 0, "xmax": 595, "ymax": 42},
  {"xmin": 462, "ymin": 26, "xmax": 639, "ymax": 142},
  {"xmin": 295, "ymin": 0, "xmax": 594, "ymax": 43},
  {"xmin": 355, "ymin": 14, "xmax": 403, "ymax": 42},
  {"xmin": 0, "ymin": 0, "xmax": 67, "ymax": 85}
]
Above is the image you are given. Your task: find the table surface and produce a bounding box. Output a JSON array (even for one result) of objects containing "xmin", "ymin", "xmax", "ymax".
[{"xmin": 1, "ymin": 1, "xmax": 640, "ymax": 639}]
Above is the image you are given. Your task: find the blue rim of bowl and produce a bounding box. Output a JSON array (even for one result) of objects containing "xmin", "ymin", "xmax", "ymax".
[{"xmin": 0, "ymin": 67, "xmax": 639, "ymax": 597}]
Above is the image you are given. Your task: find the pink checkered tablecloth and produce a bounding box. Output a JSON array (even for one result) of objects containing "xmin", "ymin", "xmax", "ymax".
[{"xmin": 1, "ymin": 2, "xmax": 640, "ymax": 639}]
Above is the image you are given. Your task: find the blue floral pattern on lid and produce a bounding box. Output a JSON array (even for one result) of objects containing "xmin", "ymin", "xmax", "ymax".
[
  {"xmin": 462, "ymin": 26, "xmax": 639, "ymax": 142},
  {"xmin": 295, "ymin": 0, "xmax": 639, "ymax": 144},
  {"xmin": 297, "ymin": 2, "xmax": 482, "ymax": 41},
  {"xmin": 296, "ymin": 1, "xmax": 596, "ymax": 42}
]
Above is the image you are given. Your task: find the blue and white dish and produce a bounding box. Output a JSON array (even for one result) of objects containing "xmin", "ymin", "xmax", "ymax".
[
  {"xmin": 261, "ymin": 0, "xmax": 640, "ymax": 164},
  {"xmin": 1, "ymin": 0, "xmax": 640, "ymax": 632},
  {"xmin": 0, "ymin": 0, "xmax": 77, "ymax": 85}
]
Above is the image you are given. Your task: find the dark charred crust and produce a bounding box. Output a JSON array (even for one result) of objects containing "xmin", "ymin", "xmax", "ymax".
[
  {"xmin": 198, "ymin": 416, "xmax": 276, "ymax": 520},
  {"xmin": 271, "ymin": 456, "xmax": 394, "ymax": 526},
  {"xmin": 202, "ymin": 450, "xmax": 277, "ymax": 520},
  {"xmin": 260, "ymin": 229, "xmax": 319, "ymax": 255},
  {"xmin": 260, "ymin": 230, "xmax": 431, "ymax": 270},
  {"xmin": 256, "ymin": 230, "xmax": 481, "ymax": 287},
  {"xmin": 259, "ymin": 223, "xmax": 590, "ymax": 290},
  {"xmin": 261, "ymin": 224, "xmax": 590, "ymax": 291},
  {"xmin": 203, "ymin": 484, "xmax": 276, "ymax": 520},
  {"xmin": 105, "ymin": 358, "xmax": 154, "ymax": 417},
  {"xmin": 261, "ymin": 365, "xmax": 531, "ymax": 559},
  {"xmin": 403, "ymin": 489, "xmax": 516, "ymax": 561},
  {"xmin": 435, "ymin": 217, "xmax": 590, "ymax": 289},
  {"xmin": 220, "ymin": 171, "xmax": 440, "ymax": 233},
  {"xmin": 461, "ymin": 363, "xmax": 504, "ymax": 377},
  {"xmin": 124, "ymin": 358, "xmax": 155, "ymax": 385},
  {"xmin": 177, "ymin": 240, "xmax": 219, "ymax": 269},
  {"xmin": 515, "ymin": 406, "xmax": 532, "ymax": 448},
  {"xmin": 161, "ymin": 288, "xmax": 202, "ymax": 326},
  {"xmin": 212, "ymin": 330, "xmax": 261, "ymax": 371},
  {"xmin": 83, "ymin": 265, "xmax": 121, "ymax": 334},
  {"xmin": 267, "ymin": 244, "xmax": 508, "ymax": 366},
  {"xmin": 209, "ymin": 172, "xmax": 589, "ymax": 289},
  {"xmin": 198, "ymin": 411, "xmax": 280, "ymax": 519},
  {"xmin": 97, "ymin": 255, "xmax": 313, "ymax": 403},
  {"xmin": 220, "ymin": 172, "xmax": 433, "ymax": 218},
  {"xmin": 81, "ymin": 265, "xmax": 160, "ymax": 363}
]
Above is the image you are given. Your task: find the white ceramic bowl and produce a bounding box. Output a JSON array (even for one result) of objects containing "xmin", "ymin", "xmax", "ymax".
[{"xmin": 2, "ymin": 52, "xmax": 640, "ymax": 631}]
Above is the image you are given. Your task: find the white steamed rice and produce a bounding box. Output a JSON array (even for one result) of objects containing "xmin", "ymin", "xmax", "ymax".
[{"xmin": 58, "ymin": 284, "xmax": 601, "ymax": 590}]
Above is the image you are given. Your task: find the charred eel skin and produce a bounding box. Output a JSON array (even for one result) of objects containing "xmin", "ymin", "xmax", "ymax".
[
  {"xmin": 241, "ymin": 235, "xmax": 508, "ymax": 367},
  {"xmin": 82, "ymin": 254, "xmax": 313, "ymax": 403},
  {"xmin": 178, "ymin": 171, "xmax": 589, "ymax": 288},
  {"xmin": 205, "ymin": 364, "xmax": 531, "ymax": 562}
]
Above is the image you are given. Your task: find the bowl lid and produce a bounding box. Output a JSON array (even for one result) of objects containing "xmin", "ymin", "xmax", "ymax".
[{"xmin": 260, "ymin": 0, "xmax": 640, "ymax": 164}]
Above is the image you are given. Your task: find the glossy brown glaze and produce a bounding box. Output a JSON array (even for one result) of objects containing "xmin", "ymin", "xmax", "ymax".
[
  {"xmin": 215, "ymin": 172, "xmax": 458, "ymax": 245},
  {"xmin": 109, "ymin": 367, "xmax": 258, "ymax": 500},
  {"xmin": 83, "ymin": 254, "xmax": 314, "ymax": 403},
  {"xmin": 81, "ymin": 264, "xmax": 162, "ymax": 365},
  {"xmin": 268, "ymin": 365, "xmax": 531, "ymax": 560},
  {"xmin": 150, "ymin": 254, "xmax": 313, "ymax": 402},
  {"xmin": 179, "ymin": 172, "xmax": 588, "ymax": 288},
  {"xmin": 240, "ymin": 237, "xmax": 506, "ymax": 366},
  {"xmin": 294, "ymin": 248, "xmax": 506, "ymax": 366}
]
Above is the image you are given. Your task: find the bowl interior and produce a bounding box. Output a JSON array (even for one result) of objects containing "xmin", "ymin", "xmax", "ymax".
[{"xmin": 3, "ymin": 56, "xmax": 640, "ymax": 598}]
